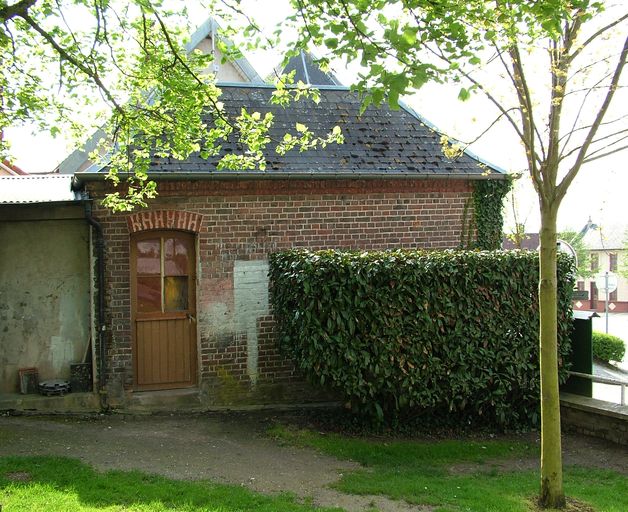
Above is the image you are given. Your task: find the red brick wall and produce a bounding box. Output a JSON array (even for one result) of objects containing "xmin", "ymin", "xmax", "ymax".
[{"xmin": 88, "ymin": 178, "xmax": 473, "ymax": 405}]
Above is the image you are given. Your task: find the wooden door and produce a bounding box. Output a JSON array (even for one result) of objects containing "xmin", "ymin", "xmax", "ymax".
[{"xmin": 131, "ymin": 231, "xmax": 197, "ymax": 390}]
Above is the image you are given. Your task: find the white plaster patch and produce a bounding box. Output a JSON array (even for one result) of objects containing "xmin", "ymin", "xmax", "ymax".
[
  {"xmin": 50, "ymin": 335, "xmax": 73, "ymax": 375},
  {"xmin": 233, "ymin": 260, "xmax": 270, "ymax": 385},
  {"xmin": 200, "ymin": 302, "xmax": 234, "ymax": 336}
]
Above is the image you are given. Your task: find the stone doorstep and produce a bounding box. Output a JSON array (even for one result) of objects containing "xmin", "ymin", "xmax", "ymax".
[
  {"xmin": 560, "ymin": 392, "xmax": 628, "ymax": 420},
  {"xmin": 0, "ymin": 392, "xmax": 101, "ymax": 413},
  {"xmin": 124, "ymin": 388, "xmax": 203, "ymax": 414},
  {"xmin": 122, "ymin": 388, "xmax": 341, "ymax": 415}
]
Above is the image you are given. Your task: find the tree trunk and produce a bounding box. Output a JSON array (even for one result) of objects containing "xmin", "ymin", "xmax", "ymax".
[{"xmin": 538, "ymin": 205, "xmax": 566, "ymax": 509}]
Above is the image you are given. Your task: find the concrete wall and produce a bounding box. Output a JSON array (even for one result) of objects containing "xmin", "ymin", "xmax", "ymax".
[
  {"xmin": 561, "ymin": 393, "xmax": 628, "ymax": 445},
  {"xmin": 0, "ymin": 206, "xmax": 91, "ymax": 393},
  {"xmin": 88, "ymin": 178, "xmax": 473, "ymax": 407}
]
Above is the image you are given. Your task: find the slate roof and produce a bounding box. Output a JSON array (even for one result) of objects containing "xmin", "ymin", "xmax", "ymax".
[
  {"xmin": 146, "ymin": 84, "xmax": 504, "ymax": 178},
  {"xmin": 282, "ymin": 51, "xmax": 342, "ymax": 86}
]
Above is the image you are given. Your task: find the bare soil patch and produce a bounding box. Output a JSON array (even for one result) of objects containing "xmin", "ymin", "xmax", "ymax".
[
  {"xmin": 0, "ymin": 411, "xmax": 625, "ymax": 511},
  {"xmin": 5, "ymin": 471, "xmax": 32, "ymax": 482}
]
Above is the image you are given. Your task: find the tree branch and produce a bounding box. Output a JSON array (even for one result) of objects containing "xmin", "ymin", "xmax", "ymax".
[
  {"xmin": 0, "ymin": 0, "xmax": 37, "ymax": 23},
  {"xmin": 508, "ymin": 42, "xmax": 544, "ymax": 196},
  {"xmin": 561, "ymin": 128, "xmax": 628, "ymax": 161},
  {"xmin": 492, "ymin": 42, "xmax": 546, "ymax": 161},
  {"xmin": 582, "ymin": 144, "xmax": 628, "ymax": 163},
  {"xmin": 558, "ymin": 113, "xmax": 628, "ymax": 143},
  {"xmin": 19, "ymin": 11, "xmax": 124, "ymax": 116},
  {"xmin": 567, "ymin": 11, "xmax": 628, "ymax": 65},
  {"xmin": 557, "ymin": 34, "xmax": 628, "ymax": 203},
  {"xmin": 559, "ymin": 69, "xmax": 616, "ymax": 157}
]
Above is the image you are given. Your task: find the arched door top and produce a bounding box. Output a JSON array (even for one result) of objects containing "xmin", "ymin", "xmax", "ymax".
[{"xmin": 127, "ymin": 210, "xmax": 203, "ymax": 234}]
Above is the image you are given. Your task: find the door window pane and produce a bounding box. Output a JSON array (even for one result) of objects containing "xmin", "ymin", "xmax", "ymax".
[
  {"xmin": 164, "ymin": 276, "xmax": 188, "ymax": 311},
  {"xmin": 137, "ymin": 277, "xmax": 162, "ymax": 312},
  {"xmin": 164, "ymin": 237, "xmax": 189, "ymax": 276},
  {"xmin": 136, "ymin": 239, "xmax": 161, "ymax": 275}
]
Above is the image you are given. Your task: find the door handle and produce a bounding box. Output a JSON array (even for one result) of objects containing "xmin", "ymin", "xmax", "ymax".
[{"xmin": 187, "ymin": 313, "xmax": 196, "ymax": 323}]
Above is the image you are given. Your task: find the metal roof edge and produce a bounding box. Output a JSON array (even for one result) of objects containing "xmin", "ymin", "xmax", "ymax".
[
  {"xmin": 216, "ymin": 81, "xmax": 351, "ymax": 91},
  {"xmin": 74, "ymin": 170, "xmax": 507, "ymax": 183},
  {"xmin": 0, "ymin": 199, "xmax": 88, "ymax": 206}
]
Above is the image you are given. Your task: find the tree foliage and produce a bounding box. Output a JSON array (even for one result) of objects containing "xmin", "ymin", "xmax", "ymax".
[
  {"xmin": 592, "ymin": 331, "xmax": 626, "ymax": 363},
  {"xmin": 473, "ymin": 179, "xmax": 512, "ymax": 250},
  {"xmin": 0, "ymin": 1, "xmax": 342, "ymax": 209},
  {"xmin": 2, "ymin": 1, "xmax": 627, "ymax": 508},
  {"xmin": 559, "ymin": 230, "xmax": 593, "ymax": 278},
  {"xmin": 621, "ymin": 229, "xmax": 628, "ymax": 279},
  {"xmin": 260, "ymin": 0, "xmax": 627, "ymax": 508}
]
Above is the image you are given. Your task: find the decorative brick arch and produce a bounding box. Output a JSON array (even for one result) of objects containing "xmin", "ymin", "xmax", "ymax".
[{"xmin": 126, "ymin": 210, "xmax": 203, "ymax": 234}]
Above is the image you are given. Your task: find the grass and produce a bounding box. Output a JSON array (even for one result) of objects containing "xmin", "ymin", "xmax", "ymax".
[
  {"xmin": 268, "ymin": 425, "xmax": 628, "ymax": 512},
  {"xmin": 0, "ymin": 456, "xmax": 340, "ymax": 512}
]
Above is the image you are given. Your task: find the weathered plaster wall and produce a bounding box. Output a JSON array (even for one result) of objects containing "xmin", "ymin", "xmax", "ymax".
[{"xmin": 0, "ymin": 217, "xmax": 91, "ymax": 393}]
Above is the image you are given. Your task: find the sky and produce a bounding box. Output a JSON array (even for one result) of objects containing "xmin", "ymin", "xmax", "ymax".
[{"xmin": 4, "ymin": 1, "xmax": 627, "ymax": 235}]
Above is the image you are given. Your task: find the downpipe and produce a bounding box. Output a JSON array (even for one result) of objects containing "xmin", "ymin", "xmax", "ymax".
[{"xmin": 84, "ymin": 202, "xmax": 108, "ymax": 411}]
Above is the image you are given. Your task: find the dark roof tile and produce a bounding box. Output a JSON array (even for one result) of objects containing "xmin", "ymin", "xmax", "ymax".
[{"xmin": 147, "ymin": 84, "xmax": 504, "ymax": 178}]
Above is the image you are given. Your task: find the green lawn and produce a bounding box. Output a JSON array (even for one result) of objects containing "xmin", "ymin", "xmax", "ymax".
[
  {"xmin": 0, "ymin": 456, "xmax": 339, "ymax": 512},
  {"xmin": 269, "ymin": 425, "xmax": 628, "ymax": 512}
]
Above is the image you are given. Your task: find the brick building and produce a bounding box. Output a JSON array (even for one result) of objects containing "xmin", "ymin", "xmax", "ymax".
[{"xmin": 44, "ymin": 23, "xmax": 509, "ymax": 410}]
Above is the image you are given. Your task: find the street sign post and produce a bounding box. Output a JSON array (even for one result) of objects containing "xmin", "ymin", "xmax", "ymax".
[{"xmin": 595, "ymin": 272, "xmax": 618, "ymax": 333}]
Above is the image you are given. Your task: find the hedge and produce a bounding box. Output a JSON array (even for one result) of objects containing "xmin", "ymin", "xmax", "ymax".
[
  {"xmin": 269, "ymin": 249, "xmax": 575, "ymax": 428},
  {"xmin": 592, "ymin": 331, "xmax": 626, "ymax": 363}
]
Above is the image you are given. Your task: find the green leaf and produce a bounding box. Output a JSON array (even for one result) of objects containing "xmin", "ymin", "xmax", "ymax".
[{"xmin": 324, "ymin": 37, "xmax": 339, "ymax": 49}]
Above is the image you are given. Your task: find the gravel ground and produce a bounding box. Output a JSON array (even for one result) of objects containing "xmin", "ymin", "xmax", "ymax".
[{"xmin": 0, "ymin": 412, "xmax": 626, "ymax": 511}]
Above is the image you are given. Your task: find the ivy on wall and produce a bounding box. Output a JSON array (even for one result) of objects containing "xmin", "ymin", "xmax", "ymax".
[{"xmin": 472, "ymin": 178, "xmax": 513, "ymax": 250}]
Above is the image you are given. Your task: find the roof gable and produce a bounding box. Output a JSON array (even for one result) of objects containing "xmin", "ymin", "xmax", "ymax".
[
  {"xmin": 56, "ymin": 16, "xmax": 262, "ymax": 175},
  {"xmin": 281, "ymin": 51, "xmax": 341, "ymax": 86}
]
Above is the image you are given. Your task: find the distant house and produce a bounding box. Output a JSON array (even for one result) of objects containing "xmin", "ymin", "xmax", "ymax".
[
  {"xmin": 1, "ymin": 18, "xmax": 509, "ymax": 412},
  {"xmin": 503, "ymin": 233, "xmax": 539, "ymax": 251},
  {"xmin": 574, "ymin": 225, "xmax": 628, "ymax": 313},
  {"xmin": 0, "ymin": 160, "xmax": 28, "ymax": 176}
]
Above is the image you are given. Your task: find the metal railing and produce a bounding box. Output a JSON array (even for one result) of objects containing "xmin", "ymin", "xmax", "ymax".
[{"xmin": 567, "ymin": 371, "xmax": 628, "ymax": 406}]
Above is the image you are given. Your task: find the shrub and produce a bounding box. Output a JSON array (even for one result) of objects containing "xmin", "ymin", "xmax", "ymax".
[
  {"xmin": 592, "ymin": 331, "xmax": 626, "ymax": 363},
  {"xmin": 269, "ymin": 249, "xmax": 575, "ymax": 429}
]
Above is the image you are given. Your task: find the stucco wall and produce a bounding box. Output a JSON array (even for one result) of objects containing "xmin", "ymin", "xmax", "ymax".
[{"xmin": 0, "ymin": 216, "xmax": 91, "ymax": 393}]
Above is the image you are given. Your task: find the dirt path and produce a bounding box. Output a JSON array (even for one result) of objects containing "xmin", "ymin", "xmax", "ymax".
[{"xmin": 0, "ymin": 412, "xmax": 625, "ymax": 511}]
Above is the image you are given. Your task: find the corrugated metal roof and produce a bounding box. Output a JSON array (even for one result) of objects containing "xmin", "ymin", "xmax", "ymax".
[{"xmin": 0, "ymin": 175, "xmax": 83, "ymax": 204}]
